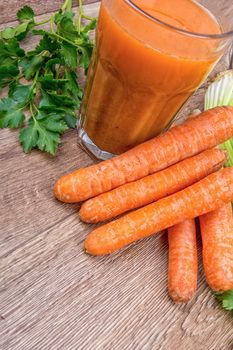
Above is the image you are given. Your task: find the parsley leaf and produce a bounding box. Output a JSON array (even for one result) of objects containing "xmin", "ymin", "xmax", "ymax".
[
  {"xmin": 0, "ymin": 65, "xmax": 19, "ymax": 90},
  {"xmin": 39, "ymin": 74, "xmax": 68, "ymax": 90},
  {"xmin": 64, "ymin": 70, "xmax": 83, "ymax": 104},
  {"xmin": 0, "ymin": 65, "xmax": 19, "ymax": 79},
  {"xmin": 1, "ymin": 23, "xmax": 30, "ymax": 40},
  {"xmin": 5, "ymin": 38, "xmax": 25, "ymax": 57},
  {"xmin": 81, "ymin": 18, "xmax": 97, "ymax": 33},
  {"xmin": 0, "ymin": 83, "xmax": 34, "ymax": 128},
  {"xmin": 55, "ymin": 11, "xmax": 78, "ymax": 41},
  {"xmin": 9, "ymin": 83, "xmax": 35, "ymax": 104},
  {"xmin": 215, "ymin": 290, "xmax": 233, "ymax": 311},
  {"xmin": 39, "ymin": 89, "xmax": 77, "ymax": 129},
  {"xmin": 78, "ymin": 44, "xmax": 93, "ymax": 70},
  {"xmin": 20, "ymin": 55, "xmax": 46, "ymax": 80},
  {"xmin": 1, "ymin": 7, "xmax": 35, "ymax": 42},
  {"xmin": 15, "ymin": 23, "xmax": 32, "ymax": 41},
  {"xmin": 0, "ymin": 98, "xmax": 25, "ymax": 128},
  {"xmin": 34, "ymin": 34, "xmax": 60, "ymax": 55},
  {"xmin": 20, "ymin": 111, "xmax": 68, "ymax": 154},
  {"xmin": 0, "ymin": 39, "xmax": 25, "ymax": 65},
  {"xmin": 60, "ymin": 42, "xmax": 77, "ymax": 69},
  {"xmin": 1, "ymin": 27, "xmax": 17, "ymax": 40},
  {"xmin": 42, "ymin": 90, "xmax": 77, "ymax": 108},
  {"xmin": 17, "ymin": 6, "xmax": 35, "ymax": 22}
]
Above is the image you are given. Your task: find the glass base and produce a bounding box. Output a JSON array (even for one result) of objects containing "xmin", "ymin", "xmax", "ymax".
[{"xmin": 77, "ymin": 121, "xmax": 115, "ymax": 161}]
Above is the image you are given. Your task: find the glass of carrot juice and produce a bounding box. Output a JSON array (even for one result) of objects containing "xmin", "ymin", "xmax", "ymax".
[{"xmin": 78, "ymin": 0, "xmax": 233, "ymax": 159}]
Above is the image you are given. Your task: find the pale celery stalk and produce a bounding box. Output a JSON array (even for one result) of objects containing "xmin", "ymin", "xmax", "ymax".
[{"xmin": 204, "ymin": 70, "xmax": 233, "ymax": 167}]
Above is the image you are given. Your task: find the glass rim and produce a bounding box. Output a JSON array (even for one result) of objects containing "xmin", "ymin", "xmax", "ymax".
[{"xmin": 125, "ymin": 0, "xmax": 233, "ymax": 40}]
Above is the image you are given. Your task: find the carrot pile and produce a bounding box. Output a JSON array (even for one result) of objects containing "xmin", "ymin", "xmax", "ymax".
[
  {"xmin": 54, "ymin": 106, "xmax": 233, "ymax": 303},
  {"xmin": 80, "ymin": 148, "xmax": 226, "ymax": 223},
  {"xmin": 54, "ymin": 107, "xmax": 233, "ymax": 203}
]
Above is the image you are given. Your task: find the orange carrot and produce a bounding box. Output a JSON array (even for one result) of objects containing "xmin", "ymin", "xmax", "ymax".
[
  {"xmin": 54, "ymin": 106, "xmax": 233, "ymax": 203},
  {"xmin": 199, "ymin": 203, "xmax": 233, "ymax": 292},
  {"xmin": 80, "ymin": 148, "xmax": 227, "ymax": 223},
  {"xmin": 168, "ymin": 219, "xmax": 197, "ymax": 303},
  {"xmin": 84, "ymin": 167, "xmax": 233, "ymax": 256}
]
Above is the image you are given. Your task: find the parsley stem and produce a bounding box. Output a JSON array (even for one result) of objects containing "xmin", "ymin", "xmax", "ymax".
[
  {"xmin": 61, "ymin": 0, "xmax": 73, "ymax": 12},
  {"xmin": 34, "ymin": 19, "xmax": 50, "ymax": 26},
  {"xmin": 82, "ymin": 15, "xmax": 94, "ymax": 21},
  {"xmin": 50, "ymin": 14, "xmax": 55, "ymax": 33},
  {"xmin": 29, "ymin": 103, "xmax": 35, "ymax": 117},
  {"xmin": 48, "ymin": 31, "xmax": 79, "ymax": 47},
  {"xmin": 77, "ymin": 0, "xmax": 83, "ymax": 34},
  {"xmin": 33, "ymin": 104, "xmax": 39, "ymax": 113},
  {"xmin": 32, "ymin": 70, "xmax": 39, "ymax": 86},
  {"xmin": 30, "ymin": 71, "xmax": 39, "ymax": 109},
  {"xmin": 30, "ymin": 103, "xmax": 39, "ymax": 118}
]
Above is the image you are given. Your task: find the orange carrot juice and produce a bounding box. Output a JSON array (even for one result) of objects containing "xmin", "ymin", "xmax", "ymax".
[{"xmin": 80, "ymin": 0, "xmax": 222, "ymax": 155}]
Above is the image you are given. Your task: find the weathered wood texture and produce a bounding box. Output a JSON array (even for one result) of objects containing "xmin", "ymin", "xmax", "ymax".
[
  {"xmin": 0, "ymin": 0, "xmax": 99, "ymax": 24},
  {"xmin": 0, "ymin": 2, "xmax": 233, "ymax": 350}
]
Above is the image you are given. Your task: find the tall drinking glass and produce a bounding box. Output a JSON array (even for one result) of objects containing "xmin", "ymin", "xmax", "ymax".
[{"xmin": 78, "ymin": 0, "xmax": 233, "ymax": 160}]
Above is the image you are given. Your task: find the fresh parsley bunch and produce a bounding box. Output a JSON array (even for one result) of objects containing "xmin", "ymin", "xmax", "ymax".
[{"xmin": 0, "ymin": 0, "xmax": 96, "ymax": 155}]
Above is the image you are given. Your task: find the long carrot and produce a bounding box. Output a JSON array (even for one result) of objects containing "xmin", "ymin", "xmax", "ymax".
[
  {"xmin": 80, "ymin": 148, "xmax": 227, "ymax": 223},
  {"xmin": 54, "ymin": 106, "xmax": 233, "ymax": 203},
  {"xmin": 168, "ymin": 219, "xmax": 197, "ymax": 303},
  {"xmin": 84, "ymin": 167, "xmax": 233, "ymax": 256},
  {"xmin": 199, "ymin": 203, "xmax": 233, "ymax": 292}
]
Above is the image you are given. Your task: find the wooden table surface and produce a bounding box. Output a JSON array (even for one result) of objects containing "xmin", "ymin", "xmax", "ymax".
[{"xmin": 0, "ymin": 1, "xmax": 233, "ymax": 349}]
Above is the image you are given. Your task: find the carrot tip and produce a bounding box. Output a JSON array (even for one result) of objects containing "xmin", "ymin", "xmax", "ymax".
[
  {"xmin": 169, "ymin": 289, "xmax": 196, "ymax": 303},
  {"xmin": 79, "ymin": 209, "xmax": 95, "ymax": 224},
  {"xmin": 84, "ymin": 248, "xmax": 91, "ymax": 255}
]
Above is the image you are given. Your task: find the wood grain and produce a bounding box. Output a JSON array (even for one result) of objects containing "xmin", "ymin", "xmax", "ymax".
[
  {"xmin": 0, "ymin": 2, "xmax": 233, "ymax": 350},
  {"xmin": 0, "ymin": 0, "xmax": 99, "ymax": 25}
]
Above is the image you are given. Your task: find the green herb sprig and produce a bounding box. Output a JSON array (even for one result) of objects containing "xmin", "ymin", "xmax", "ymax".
[
  {"xmin": 215, "ymin": 290, "xmax": 233, "ymax": 311},
  {"xmin": 0, "ymin": 0, "xmax": 96, "ymax": 154}
]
